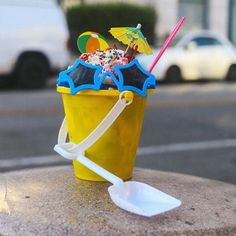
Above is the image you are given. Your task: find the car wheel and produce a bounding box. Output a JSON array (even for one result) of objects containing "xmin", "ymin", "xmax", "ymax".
[
  {"xmin": 226, "ymin": 65, "xmax": 236, "ymax": 81},
  {"xmin": 165, "ymin": 66, "xmax": 182, "ymax": 83},
  {"xmin": 0, "ymin": 75, "xmax": 12, "ymax": 88},
  {"xmin": 15, "ymin": 55, "xmax": 49, "ymax": 89}
]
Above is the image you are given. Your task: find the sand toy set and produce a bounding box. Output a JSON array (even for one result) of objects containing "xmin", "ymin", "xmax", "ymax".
[{"xmin": 54, "ymin": 17, "xmax": 185, "ymax": 217}]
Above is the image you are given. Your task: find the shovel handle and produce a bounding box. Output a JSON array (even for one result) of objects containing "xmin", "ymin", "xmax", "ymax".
[{"xmin": 76, "ymin": 154, "xmax": 123, "ymax": 186}]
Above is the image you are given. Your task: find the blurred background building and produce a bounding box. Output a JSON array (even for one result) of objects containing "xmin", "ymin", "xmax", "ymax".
[{"xmin": 63, "ymin": 0, "xmax": 236, "ymax": 45}]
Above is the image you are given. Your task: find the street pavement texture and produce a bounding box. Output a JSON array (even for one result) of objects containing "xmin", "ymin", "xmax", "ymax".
[{"xmin": 0, "ymin": 82, "xmax": 236, "ymax": 184}]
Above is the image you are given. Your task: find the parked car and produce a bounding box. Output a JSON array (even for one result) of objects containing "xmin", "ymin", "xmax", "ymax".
[
  {"xmin": 0, "ymin": 0, "xmax": 70, "ymax": 88},
  {"xmin": 137, "ymin": 31, "xmax": 236, "ymax": 82}
]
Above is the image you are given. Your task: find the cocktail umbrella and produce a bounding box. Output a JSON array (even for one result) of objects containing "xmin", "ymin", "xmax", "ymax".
[
  {"xmin": 77, "ymin": 31, "xmax": 109, "ymax": 53},
  {"xmin": 109, "ymin": 24, "xmax": 153, "ymax": 55}
]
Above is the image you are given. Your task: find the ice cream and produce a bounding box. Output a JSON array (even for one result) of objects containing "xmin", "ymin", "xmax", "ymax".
[{"xmin": 79, "ymin": 48, "xmax": 129, "ymax": 87}]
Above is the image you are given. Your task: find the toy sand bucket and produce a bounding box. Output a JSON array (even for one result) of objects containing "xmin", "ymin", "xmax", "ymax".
[
  {"xmin": 53, "ymin": 19, "xmax": 185, "ymax": 216},
  {"xmin": 56, "ymin": 86, "xmax": 148, "ymax": 181}
]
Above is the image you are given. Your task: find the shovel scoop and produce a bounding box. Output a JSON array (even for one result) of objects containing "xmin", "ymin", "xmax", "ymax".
[
  {"xmin": 54, "ymin": 144, "xmax": 181, "ymax": 217},
  {"xmin": 108, "ymin": 181, "xmax": 181, "ymax": 217}
]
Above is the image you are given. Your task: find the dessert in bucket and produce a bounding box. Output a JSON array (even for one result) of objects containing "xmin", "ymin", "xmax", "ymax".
[{"xmin": 54, "ymin": 18, "xmax": 185, "ymax": 217}]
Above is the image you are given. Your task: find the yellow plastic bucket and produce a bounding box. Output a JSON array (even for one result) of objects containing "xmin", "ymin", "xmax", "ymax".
[{"xmin": 57, "ymin": 86, "xmax": 148, "ymax": 181}]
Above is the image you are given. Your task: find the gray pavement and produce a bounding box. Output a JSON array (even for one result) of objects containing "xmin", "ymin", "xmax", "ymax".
[{"xmin": 0, "ymin": 81, "xmax": 236, "ymax": 184}]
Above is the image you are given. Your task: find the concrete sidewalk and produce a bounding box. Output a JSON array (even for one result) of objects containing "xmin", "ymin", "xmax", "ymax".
[{"xmin": 1, "ymin": 166, "xmax": 236, "ymax": 235}]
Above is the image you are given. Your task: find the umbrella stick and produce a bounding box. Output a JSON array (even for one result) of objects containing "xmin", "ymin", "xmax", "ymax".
[
  {"xmin": 124, "ymin": 39, "xmax": 135, "ymax": 55},
  {"xmin": 124, "ymin": 43, "xmax": 131, "ymax": 55},
  {"xmin": 148, "ymin": 16, "xmax": 186, "ymax": 73}
]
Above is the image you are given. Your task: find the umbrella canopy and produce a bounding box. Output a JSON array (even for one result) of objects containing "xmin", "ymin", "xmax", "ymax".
[
  {"xmin": 77, "ymin": 31, "xmax": 109, "ymax": 53},
  {"xmin": 109, "ymin": 24, "xmax": 153, "ymax": 55}
]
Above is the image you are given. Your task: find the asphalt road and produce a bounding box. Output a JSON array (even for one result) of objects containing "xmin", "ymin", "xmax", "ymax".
[{"xmin": 0, "ymin": 81, "xmax": 236, "ymax": 184}]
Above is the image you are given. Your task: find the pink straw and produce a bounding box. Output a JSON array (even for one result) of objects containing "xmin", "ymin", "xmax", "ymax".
[{"xmin": 149, "ymin": 16, "xmax": 186, "ymax": 73}]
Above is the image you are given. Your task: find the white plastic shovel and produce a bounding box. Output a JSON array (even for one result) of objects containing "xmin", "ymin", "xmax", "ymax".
[
  {"xmin": 54, "ymin": 143, "xmax": 181, "ymax": 217},
  {"xmin": 80, "ymin": 153, "xmax": 181, "ymax": 217},
  {"xmin": 54, "ymin": 91, "xmax": 181, "ymax": 217}
]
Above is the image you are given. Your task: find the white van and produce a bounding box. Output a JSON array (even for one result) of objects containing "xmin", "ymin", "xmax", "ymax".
[{"xmin": 0, "ymin": 0, "xmax": 70, "ymax": 88}]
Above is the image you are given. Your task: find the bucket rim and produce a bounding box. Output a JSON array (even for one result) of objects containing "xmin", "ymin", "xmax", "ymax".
[{"xmin": 57, "ymin": 86, "xmax": 154, "ymax": 96}]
